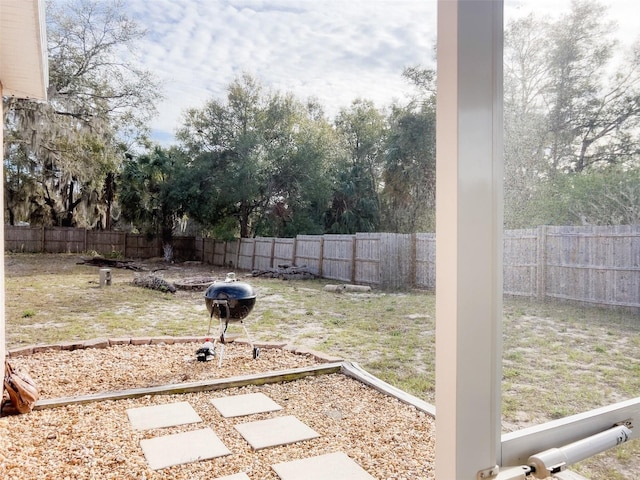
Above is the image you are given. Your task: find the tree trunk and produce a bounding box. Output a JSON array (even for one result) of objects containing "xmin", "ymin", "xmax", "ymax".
[{"xmin": 103, "ymin": 172, "xmax": 115, "ymax": 230}]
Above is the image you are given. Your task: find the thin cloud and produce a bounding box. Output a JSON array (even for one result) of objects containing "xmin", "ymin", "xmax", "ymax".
[
  {"xmin": 120, "ymin": 0, "xmax": 637, "ymax": 145},
  {"xmin": 122, "ymin": 0, "xmax": 436, "ymax": 143}
]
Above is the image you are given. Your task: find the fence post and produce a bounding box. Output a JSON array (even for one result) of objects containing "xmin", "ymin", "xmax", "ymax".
[
  {"xmin": 536, "ymin": 225, "xmax": 548, "ymax": 301},
  {"xmin": 41, "ymin": 226, "xmax": 45, "ymax": 252},
  {"xmin": 351, "ymin": 235, "xmax": 357, "ymax": 284},
  {"xmin": 251, "ymin": 239, "xmax": 257, "ymax": 270},
  {"xmin": 235, "ymin": 238, "xmax": 241, "ymax": 268},
  {"xmin": 270, "ymin": 238, "xmax": 276, "ymax": 268},
  {"xmin": 292, "ymin": 236, "xmax": 298, "ymax": 266},
  {"xmin": 318, "ymin": 236, "xmax": 324, "ymax": 277},
  {"xmin": 410, "ymin": 233, "xmax": 417, "ymax": 288},
  {"xmin": 212, "ymin": 239, "xmax": 217, "ymax": 266},
  {"xmin": 222, "ymin": 241, "xmax": 227, "ymax": 266}
]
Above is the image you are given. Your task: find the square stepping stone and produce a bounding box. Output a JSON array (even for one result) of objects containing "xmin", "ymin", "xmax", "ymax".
[
  {"xmin": 140, "ymin": 427, "xmax": 231, "ymax": 470},
  {"xmin": 234, "ymin": 415, "xmax": 320, "ymax": 450},
  {"xmin": 211, "ymin": 392, "xmax": 283, "ymax": 418},
  {"xmin": 214, "ymin": 474, "xmax": 251, "ymax": 480},
  {"xmin": 272, "ymin": 452, "xmax": 375, "ymax": 480},
  {"xmin": 127, "ymin": 401, "xmax": 202, "ymax": 431}
]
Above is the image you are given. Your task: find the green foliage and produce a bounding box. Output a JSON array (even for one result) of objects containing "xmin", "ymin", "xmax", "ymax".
[
  {"xmin": 527, "ymin": 167, "xmax": 640, "ymax": 225},
  {"xmin": 176, "ymin": 74, "xmax": 338, "ymax": 238},
  {"xmin": 8, "ymin": 0, "xmax": 640, "ymax": 236},
  {"xmin": 381, "ymin": 67, "xmax": 437, "ymax": 232},
  {"xmin": 3, "ymin": 0, "xmax": 161, "ymax": 229},
  {"xmin": 118, "ymin": 146, "xmax": 187, "ymax": 242},
  {"xmin": 326, "ymin": 99, "xmax": 386, "ymax": 233},
  {"xmin": 504, "ymin": 0, "xmax": 640, "ymax": 228}
]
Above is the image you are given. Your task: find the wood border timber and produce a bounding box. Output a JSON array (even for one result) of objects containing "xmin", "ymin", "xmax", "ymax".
[
  {"xmin": 341, "ymin": 362, "xmax": 436, "ymax": 417},
  {"xmin": 31, "ymin": 360, "xmax": 441, "ymax": 421},
  {"xmin": 33, "ymin": 362, "xmax": 343, "ymax": 410}
]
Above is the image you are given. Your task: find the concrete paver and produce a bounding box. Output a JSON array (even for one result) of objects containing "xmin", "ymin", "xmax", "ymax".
[
  {"xmin": 272, "ymin": 452, "xmax": 375, "ymax": 480},
  {"xmin": 234, "ymin": 415, "xmax": 320, "ymax": 450},
  {"xmin": 211, "ymin": 392, "xmax": 282, "ymax": 418},
  {"xmin": 140, "ymin": 427, "xmax": 231, "ymax": 470},
  {"xmin": 126, "ymin": 401, "xmax": 202, "ymax": 430}
]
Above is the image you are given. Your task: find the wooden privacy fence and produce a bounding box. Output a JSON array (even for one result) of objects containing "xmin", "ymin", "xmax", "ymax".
[
  {"xmin": 6, "ymin": 225, "xmax": 640, "ymax": 310},
  {"xmin": 193, "ymin": 232, "xmax": 429, "ymax": 290},
  {"xmin": 4, "ymin": 226, "xmax": 194, "ymax": 260},
  {"xmin": 504, "ymin": 225, "xmax": 640, "ymax": 310}
]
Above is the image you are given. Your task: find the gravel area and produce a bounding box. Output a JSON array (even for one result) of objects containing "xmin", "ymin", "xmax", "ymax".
[{"xmin": 1, "ymin": 342, "xmax": 436, "ymax": 479}]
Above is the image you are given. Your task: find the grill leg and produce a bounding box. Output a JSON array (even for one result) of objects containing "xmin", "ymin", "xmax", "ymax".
[{"xmin": 240, "ymin": 321, "xmax": 260, "ymax": 359}]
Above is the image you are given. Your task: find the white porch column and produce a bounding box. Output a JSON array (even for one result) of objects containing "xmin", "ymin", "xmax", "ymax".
[
  {"xmin": 435, "ymin": 1, "xmax": 504, "ymax": 479},
  {"xmin": 0, "ymin": 0, "xmax": 49, "ymax": 388}
]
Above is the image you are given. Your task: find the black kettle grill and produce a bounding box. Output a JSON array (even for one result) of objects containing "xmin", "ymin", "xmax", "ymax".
[{"xmin": 199, "ymin": 273, "xmax": 259, "ymax": 363}]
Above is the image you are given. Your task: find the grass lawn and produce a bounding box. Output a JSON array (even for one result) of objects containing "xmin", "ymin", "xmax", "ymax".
[{"xmin": 5, "ymin": 253, "xmax": 640, "ymax": 479}]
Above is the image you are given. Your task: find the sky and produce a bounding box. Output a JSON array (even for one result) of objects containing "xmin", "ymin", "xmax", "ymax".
[{"xmin": 120, "ymin": 0, "xmax": 639, "ymax": 145}]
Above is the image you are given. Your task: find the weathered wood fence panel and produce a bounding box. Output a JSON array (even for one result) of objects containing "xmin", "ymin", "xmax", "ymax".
[
  {"xmin": 122, "ymin": 234, "xmax": 161, "ymax": 259},
  {"xmin": 212, "ymin": 240, "xmax": 226, "ymax": 266},
  {"xmin": 225, "ymin": 240, "xmax": 240, "ymax": 267},
  {"xmin": 195, "ymin": 237, "xmax": 209, "ymax": 263},
  {"xmin": 322, "ymin": 235, "xmax": 355, "ymax": 283},
  {"xmin": 5, "ymin": 225, "xmax": 640, "ymax": 310},
  {"xmin": 415, "ymin": 233, "xmax": 436, "ymax": 289},
  {"xmin": 380, "ymin": 233, "xmax": 414, "ymax": 289},
  {"xmin": 236, "ymin": 238, "xmax": 255, "ymax": 270},
  {"xmin": 169, "ymin": 237, "xmax": 193, "ymax": 261},
  {"xmin": 354, "ymin": 233, "xmax": 380, "ymax": 285},
  {"xmin": 273, "ymin": 238, "xmax": 295, "ymax": 267},
  {"xmin": 5, "ymin": 226, "xmax": 44, "ymax": 252},
  {"xmin": 44, "ymin": 227, "xmax": 85, "ymax": 253},
  {"xmin": 544, "ymin": 225, "xmax": 640, "ymax": 309},
  {"xmin": 4, "ymin": 226, "xmax": 164, "ymax": 258},
  {"xmin": 86, "ymin": 230, "xmax": 126, "ymax": 255},
  {"xmin": 253, "ymin": 237, "xmax": 275, "ymax": 270},
  {"xmin": 294, "ymin": 235, "xmax": 323, "ymax": 275},
  {"xmin": 503, "ymin": 228, "xmax": 538, "ymax": 298}
]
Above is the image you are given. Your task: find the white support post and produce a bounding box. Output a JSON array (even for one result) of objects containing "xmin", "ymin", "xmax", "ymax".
[{"xmin": 435, "ymin": 1, "xmax": 504, "ymax": 479}]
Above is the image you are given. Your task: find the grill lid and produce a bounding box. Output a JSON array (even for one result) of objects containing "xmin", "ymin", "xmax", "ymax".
[{"xmin": 204, "ymin": 273, "xmax": 256, "ymax": 320}]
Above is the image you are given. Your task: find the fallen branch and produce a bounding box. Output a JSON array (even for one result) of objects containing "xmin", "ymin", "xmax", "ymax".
[
  {"xmin": 77, "ymin": 256, "xmax": 146, "ymax": 271},
  {"xmin": 132, "ymin": 274, "xmax": 176, "ymax": 293},
  {"xmin": 323, "ymin": 284, "xmax": 372, "ymax": 293}
]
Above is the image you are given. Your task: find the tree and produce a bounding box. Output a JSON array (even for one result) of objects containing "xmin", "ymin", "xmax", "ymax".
[
  {"xmin": 255, "ymin": 98, "xmax": 339, "ymax": 237},
  {"xmin": 176, "ymin": 74, "xmax": 337, "ymax": 238},
  {"xmin": 3, "ymin": 0, "xmax": 161, "ymax": 227},
  {"xmin": 118, "ymin": 146, "xmax": 186, "ymax": 245},
  {"xmin": 326, "ymin": 99, "xmax": 387, "ymax": 233},
  {"xmin": 381, "ymin": 66, "xmax": 437, "ymax": 233},
  {"xmin": 503, "ymin": 0, "xmax": 640, "ymax": 228},
  {"xmin": 528, "ymin": 167, "xmax": 640, "ymax": 226},
  {"xmin": 544, "ymin": 0, "xmax": 640, "ymax": 174},
  {"xmin": 503, "ymin": 14, "xmax": 553, "ymax": 228}
]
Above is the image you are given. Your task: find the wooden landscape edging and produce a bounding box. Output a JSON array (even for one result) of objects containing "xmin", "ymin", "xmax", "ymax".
[
  {"xmin": 31, "ymin": 360, "xmax": 438, "ymax": 420},
  {"xmin": 340, "ymin": 361, "xmax": 436, "ymax": 418},
  {"xmin": 33, "ymin": 362, "xmax": 343, "ymax": 410}
]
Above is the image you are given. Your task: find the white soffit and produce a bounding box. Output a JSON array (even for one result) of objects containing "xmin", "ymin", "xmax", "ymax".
[{"xmin": 0, "ymin": 0, "xmax": 48, "ymax": 99}]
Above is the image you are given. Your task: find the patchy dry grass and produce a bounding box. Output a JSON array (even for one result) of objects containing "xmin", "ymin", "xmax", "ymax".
[{"xmin": 4, "ymin": 253, "xmax": 639, "ymax": 479}]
